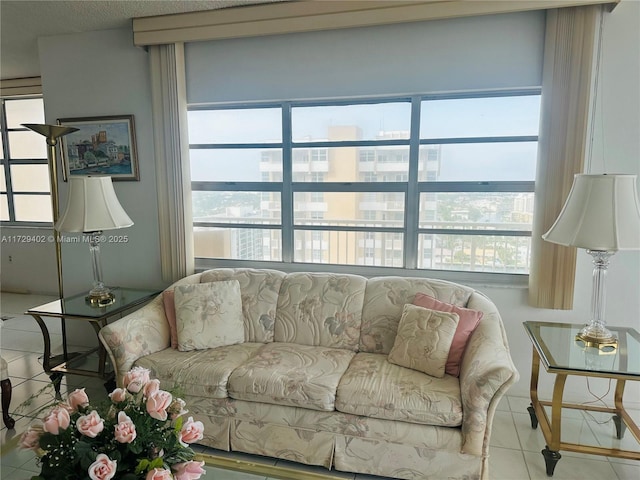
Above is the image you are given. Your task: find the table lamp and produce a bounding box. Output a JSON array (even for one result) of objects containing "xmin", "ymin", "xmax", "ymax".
[
  {"xmin": 542, "ymin": 174, "xmax": 640, "ymax": 349},
  {"xmin": 55, "ymin": 176, "xmax": 133, "ymax": 306}
]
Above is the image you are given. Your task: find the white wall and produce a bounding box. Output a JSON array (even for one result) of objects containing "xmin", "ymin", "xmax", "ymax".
[
  {"xmin": 7, "ymin": 29, "xmax": 166, "ymax": 345},
  {"xmin": 1, "ymin": 2, "xmax": 638, "ymax": 404},
  {"xmin": 37, "ymin": 28, "xmax": 165, "ymax": 297},
  {"xmin": 493, "ymin": 0, "xmax": 640, "ymax": 405}
]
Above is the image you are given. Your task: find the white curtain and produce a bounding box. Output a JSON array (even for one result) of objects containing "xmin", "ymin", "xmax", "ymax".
[
  {"xmin": 529, "ymin": 5, "xmax": 602, "ymax": 309},
  {"xmin": 149, "ymin": 43, "xmax": 194, "ymax": 283}
]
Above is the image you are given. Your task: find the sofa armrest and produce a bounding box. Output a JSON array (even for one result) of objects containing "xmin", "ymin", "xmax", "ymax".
[
  {"xmin": 459, "ymin": 292, "xmax": 519, "ymax": 457},
  {"xmin": 99, "ymin": 296, "xmax": 169, "ymax": 386}
]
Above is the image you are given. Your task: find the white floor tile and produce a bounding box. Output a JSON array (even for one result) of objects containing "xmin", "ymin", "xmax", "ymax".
[
  {"xmin": 2, "ymin": 314, "xmax": 62, "ymax": 335},
  {"xmin": 508, "ymin": 395, "xmax": 534, "ymax": 414},
  {"xmin": 1, "ymin": 329, "xmax": 62, "ymax": 355},
  {"xmin": 6, "ymin": 353, "xmax": 45, "ymax": 380},
  {"xmin": 611, "ymin": 461, "xmax": 640, "ymax": 480},
  {"xmin": 7, "ymin": 379, "xmax": 58, "ymax": 418},
  {"xmin": 512, "ymin": 411, "xmax": 602, "ymax": 457},
  {"xmin": 490, "ymin": 411, "xmax": 520, "ymax": 449},
  {"xmin": 0, "ymin": 293, "xmax": 58, "ymax": 314},
  {"xmin": 488, "ymin": 446, "xmax": 530, "ymax": 480},
  {"xmin": 496, "ymin": 395, "xmax": 511, "ymax": 412}
]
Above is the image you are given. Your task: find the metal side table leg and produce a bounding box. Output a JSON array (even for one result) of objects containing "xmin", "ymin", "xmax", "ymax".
[{"xmin": 542, "ymin": 446, "xmax": 562, "ymax": 477}]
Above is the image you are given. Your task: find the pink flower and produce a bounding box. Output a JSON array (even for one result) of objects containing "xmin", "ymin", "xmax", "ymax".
[
  {"xmin": 179, "ymin": 416, "xmax": 204, "ymax": 446},
  {"xmin": 143, "ymin": 378, "xmax": 161, "ymax": 398},
  {"xmin": 67, "ymin": 388, "xmax": 89, "ymax": 411},
  {"xmin": 19, "ymin": 423, "xmax": 43, "ymax": 451},
  {"xmin": 114, "ymin": 411, "xmax": 136, "ymax": 443},
  {"xmin": 109, "ymin": 388, "xmax": 127, "ymax": 403},
  {"xmin": 77, "ymin": 410, "xmax": 105, "ymax": 438},
  {"xmin": 42, "ymin": 405, "xmax": 70, "ymax": 435},
  {"xmin": 123, "ymin": 366, "xmax": 151, "ymax": 393},
  {"xmin": 146, "ymin": 390, "xmax": 173, "ymax": 421},
  {"xmin": 146, "ymin": 468, "xmax": 172, "ymax": 480},
  {"xmin": 88, "ymin": 453, "xmax": 117, "ymax": 480},
  {"xmin": 172, "ymin": 460, "xmax": 206, "ymax": 480}
]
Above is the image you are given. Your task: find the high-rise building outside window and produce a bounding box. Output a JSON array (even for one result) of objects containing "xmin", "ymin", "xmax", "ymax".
[
  {"xmin": 188, "ymin": 91, "xmax": 540, "ymax": 276},
  {"xmin": 0, "ymin": 97, "xmax": 50, "ymax": 225}
]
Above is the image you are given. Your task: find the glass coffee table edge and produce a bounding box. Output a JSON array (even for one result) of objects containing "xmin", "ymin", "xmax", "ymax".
[{"xmin": 194, "ymin": 452, "xmax": 348, "ymax": 480}]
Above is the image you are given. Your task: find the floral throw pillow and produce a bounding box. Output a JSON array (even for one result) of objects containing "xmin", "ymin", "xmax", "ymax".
[
  {"xmin": 413, "ymin": 292, "xmax": 483, "ymax": 377},
  {"xmin": 387, "ymin": 304, "xmax": 459, "ymax": 378},
  {"xmin": 162, "ymin": 290, "xmax": 178, "ymax": 349},
  {"xmin": 174, "ymin": 280, "xmax": 245, "ymax": 351}
]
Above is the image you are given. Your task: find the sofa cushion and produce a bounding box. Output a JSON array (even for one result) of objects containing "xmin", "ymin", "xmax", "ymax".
[
  {"xmin": 134, "ymin": 343, "xmax": 264, "ymax": 398},
  {"xmin": 388, "ymin": 304, "xmax": 459, "ymax": 378},
  {"xmin": 336, "ymin": 353, "xmax": 463, "ymax": 427},
  {"xmin": 174, "ymin": 280, "xmax": 245, "ymax": 351},
  {"xmin": 275, "ymin": 272, "xmax": 366, "ymax": 351},
  {"xmin": 413, "ymin": 292, "xmax": 483, "ymax": 377},
  {"xmin": 200, "ymin": 268, "xmax": 286, "ymax": 343},
  {"xmin": 228, "ymin": 343, "xmax": 355, "ymax": 411},
  {"xmin": 359, "ymin": 276, "xmax": 474, "ymax": 354}
]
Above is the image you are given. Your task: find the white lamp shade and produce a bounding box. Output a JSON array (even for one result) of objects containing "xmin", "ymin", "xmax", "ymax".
[
  {"xmin": 542, "ymin": 174, "xmax": 640, "ymax": 251},
  {"xmin": 55, "ymin": 176, "xmax": 133, "ymax": 233}
]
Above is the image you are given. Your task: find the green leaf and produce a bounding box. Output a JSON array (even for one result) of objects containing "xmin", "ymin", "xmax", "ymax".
[
  {"xmin": 174, "ymin": 416, "xmax": 183, "ymax": 432},
  {"xmin": 149, "ymin": 457, "xmax": 164, "ymax": 470},
  {"xmin": 135, "ymin": 459, "xmax": 150, "ymax": 474}
]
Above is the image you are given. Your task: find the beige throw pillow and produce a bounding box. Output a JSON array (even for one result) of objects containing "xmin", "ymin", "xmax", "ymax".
[
  {"xmin": 388, "ymin": 304, "xmax": 459, "ymax": 378},
  {"xmin": 174, "ymin": 280, "xmax": 245, "ymax": 351}
]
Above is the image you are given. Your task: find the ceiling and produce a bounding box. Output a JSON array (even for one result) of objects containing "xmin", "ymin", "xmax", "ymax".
[{"xmin": 0, "ymin": 0, "xmax": 283, "ymax": 80}]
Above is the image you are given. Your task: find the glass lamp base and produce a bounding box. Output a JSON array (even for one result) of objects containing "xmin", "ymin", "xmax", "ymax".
[
  {"xmin": 86, "ymin": 288, "xmax": 115, "ymax": 307},
  {"xmin": 575, "ymin": 324, "xmax": 617, "ymax": 352}
]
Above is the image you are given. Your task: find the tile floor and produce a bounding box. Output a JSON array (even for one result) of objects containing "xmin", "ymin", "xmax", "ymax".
[{"xmin": 1, "ymin": 292, "xmax": 638, "ymax": 480}]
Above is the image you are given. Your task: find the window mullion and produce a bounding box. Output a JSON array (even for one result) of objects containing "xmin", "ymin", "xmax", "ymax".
[
  {"xmin": 404, "ymin": 96, "xmax": 421, "ymax": 269},
  {"xmin": 281, "ymin": 103, "xmax": 294, "ymax": 263},
  {"xmin": 0, "ymin": 100, "xmax": 16, "ymax": 222}
]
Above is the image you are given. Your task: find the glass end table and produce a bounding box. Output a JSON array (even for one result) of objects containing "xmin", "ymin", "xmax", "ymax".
[
  {"xmin": 523, "ymin": 321, "xmax": 640, "ymax": 476},
  {"xmin": 27, "ymin": 287, "xmax": 160, "ymax": 396}
]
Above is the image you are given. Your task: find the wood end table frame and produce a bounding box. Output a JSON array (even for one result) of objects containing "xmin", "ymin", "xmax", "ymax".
[
  {"xmin": 523, "ymin": 321, "xmax": 640, "ymax": 477},
  {"xmin": 27, "ymin": 287, "xmax": 160, "ymax": 397}
]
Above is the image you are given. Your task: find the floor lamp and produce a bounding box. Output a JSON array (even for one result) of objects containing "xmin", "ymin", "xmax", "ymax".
[
  {"xmin": 22, "ymin": 124, "xmax": 78, "ymax": 299},
  {"xmin": 21, "ymin": 124, "xmax": 78, "ymax": 366}
]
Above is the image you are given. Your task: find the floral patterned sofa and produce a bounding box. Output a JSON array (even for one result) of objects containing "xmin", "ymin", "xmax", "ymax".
[{"xmin": 99, "ymin": 268, "xmax": 518, "ymax": 480}]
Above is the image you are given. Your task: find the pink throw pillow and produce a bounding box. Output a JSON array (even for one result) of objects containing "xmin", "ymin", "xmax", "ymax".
[
  {"xmin": 162, "ymin": 290, "xmax": 178, "ymax": 349},
  {"xmin": 413, "ymin": 292, "xmax": 483, "ymax": 377}
]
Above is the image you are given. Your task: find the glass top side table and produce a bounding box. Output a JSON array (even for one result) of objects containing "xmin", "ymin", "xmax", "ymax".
[
  {"xmin": 27, "ymin": 287, "xmax": 160, "ymax": 395},
  {"xmin": 523, "ymin": 321, "xmax": 640, "ymax": 476}
]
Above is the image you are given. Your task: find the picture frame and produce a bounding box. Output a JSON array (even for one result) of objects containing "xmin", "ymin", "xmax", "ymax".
[{"xmin": 57, "ymin": 115, "xmax": 139, "ymax": 181}]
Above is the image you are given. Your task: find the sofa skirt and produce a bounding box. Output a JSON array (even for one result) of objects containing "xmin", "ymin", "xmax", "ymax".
[{"xmin": 188, "ymin": 397, "xmax": 482, "ymax": 480}]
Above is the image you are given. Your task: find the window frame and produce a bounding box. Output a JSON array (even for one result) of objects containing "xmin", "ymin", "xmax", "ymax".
[
  {"xmin": 189, "ymin": 89, "xmax": 540, "ymax": 284},
  {"xmin": 0, "ymin": 95, "xmax": 51, "ymax": 227}
]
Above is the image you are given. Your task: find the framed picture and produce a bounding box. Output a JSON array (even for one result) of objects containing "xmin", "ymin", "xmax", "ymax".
[{"xmin": 57, "ymin": 115, "xmax": 139, "ymax": 181}]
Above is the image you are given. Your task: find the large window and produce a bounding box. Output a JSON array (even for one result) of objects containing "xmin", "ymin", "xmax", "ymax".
[
  {"xmin": 188, "ymin": 91, "xmax": 540, "ymax": 275},
  {"xmin": 0, "ymin": 97, "xmax": 50, "ymax": 224}
]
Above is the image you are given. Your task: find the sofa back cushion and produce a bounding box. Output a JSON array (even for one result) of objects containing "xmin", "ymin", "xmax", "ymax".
[
  {"xmin": 274, "ymin": 272, "xmax": 367, "ymax": 351},
  {"xmin": 200, "ymin": 268, "xmax": 286, "ymax": 343},
  {"xmin": 359, "ymin": 276, "xmax": 474, "ymax": 354}
]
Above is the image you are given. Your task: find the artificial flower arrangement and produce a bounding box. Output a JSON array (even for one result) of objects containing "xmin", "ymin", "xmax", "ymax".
[{"xmin": 19, "ymin": 367, "xmax": 206, "ymax": 480}]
